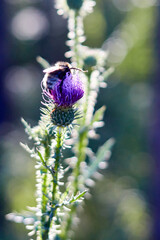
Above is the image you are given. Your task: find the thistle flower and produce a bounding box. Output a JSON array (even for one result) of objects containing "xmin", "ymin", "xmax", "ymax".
[
  {"xmin": 42, "ymin": 65, "xmax": 84, "ymax": 107},
  {"xmin": 42, "ymin": 62, "xmax": 84, "ymax": 126}
]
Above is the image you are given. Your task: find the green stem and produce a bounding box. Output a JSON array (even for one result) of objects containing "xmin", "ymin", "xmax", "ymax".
[
  {"xmin": 73, "ymin": 11, "xmax": 80, "ymax": 66},
  {"xmin": 41, "ymin": 127, "xmax": 63, "ymax": 240},
  {"xmin": 52, "ymin": 127, "xmax": 62, "ymax": 202},
  {"xmin": 40, "ymin": 137, "xmax": 51, "ymax": 240}
]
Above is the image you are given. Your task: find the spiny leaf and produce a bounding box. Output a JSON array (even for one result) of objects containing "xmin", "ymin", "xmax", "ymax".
[
  {"xmin": 21, "ymin": 118, "xmax": 38, "ymax": 141},
  {"xmin": 103, "ymin": 67, "xmax": 115, "ymax": 81},
  {"xmin": 37, "ymin": 150, "xmax": 45, "ymax": 165},
  {"xmin": 69, "ymin": 190, "xmax": 87, "ymax": 204},
  {"xmin": 54, "ymin": 191, "xmax": 87, "ymax": 210},
  {"xmin": 86, "ymin": 138, "xmax": 115, "ymax": 179},
  {"xmin": 20, "ymin": 142, "xmax": 33, "ymax": 154},
  {"xmin": 6, "ymin": 212, "xmax": 36, "ymax": 224},
  {"xmin": 36, "ymin": 56, "xmax": 50, "ymax": 69},
  {"xmin": 97, "ymin": 138, "xmax": 115, "ymax": 161},
  {"xmin": 90, "ymin": 106, "xmax": 106, "ymax": 128},
  {"xmin": 20, "ymin": 143, "xmax": 39, "ymax": 159}
]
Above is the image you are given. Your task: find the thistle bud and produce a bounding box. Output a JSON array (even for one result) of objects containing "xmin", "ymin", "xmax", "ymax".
[
  {"xmin": 83, "ymin": 56, "xmax": 97, "ymax": 71},
  {"xmin": 51, "ymin": 107, "xmax": 79, "ymax": 127},
  {"xmin": 66, "ymin": 0, "xmax": 83, "ymax": 10}
]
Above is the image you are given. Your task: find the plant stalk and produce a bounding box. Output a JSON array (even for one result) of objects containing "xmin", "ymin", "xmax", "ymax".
[{"xmin": 41, "ymin": 127, "xmax": 63, "ymax": 240}]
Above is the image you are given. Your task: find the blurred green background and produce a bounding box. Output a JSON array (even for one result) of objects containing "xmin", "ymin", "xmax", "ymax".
[{"xmin": 0, "ymin": 0, "xmax": 159, "ymax": 239}]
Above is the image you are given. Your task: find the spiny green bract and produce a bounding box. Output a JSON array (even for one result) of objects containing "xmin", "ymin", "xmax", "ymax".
[{"xmin": 51, "ymin": 107, "xmax": 80, "ymax": 127}]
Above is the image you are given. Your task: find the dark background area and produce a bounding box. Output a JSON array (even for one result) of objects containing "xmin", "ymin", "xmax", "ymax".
[{"xmin": 0, "ymin": 0, "xmax": 159, "ymax": 239}]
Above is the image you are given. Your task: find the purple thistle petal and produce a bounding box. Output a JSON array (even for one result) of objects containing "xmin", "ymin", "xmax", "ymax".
[{"xmin": 42, "ymin": 71, "xmax": 84, "ymax": 107}]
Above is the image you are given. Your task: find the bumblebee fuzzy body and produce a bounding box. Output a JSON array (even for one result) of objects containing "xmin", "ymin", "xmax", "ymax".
[
  {"xmin": 42, "ymin": 61, "xmax": 85, "ymax": 107},
  {"xmin": 43, "ymin": 62, "xmax": 72, "ymax": 90}
]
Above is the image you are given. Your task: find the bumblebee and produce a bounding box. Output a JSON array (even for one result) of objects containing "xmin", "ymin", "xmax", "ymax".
[{"xmin": 42, "ymin": 61, "xmax": 84, "ymax": 91}]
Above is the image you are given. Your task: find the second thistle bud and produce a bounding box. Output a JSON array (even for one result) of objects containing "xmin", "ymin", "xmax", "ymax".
[
  {"xmin": 83, "ymin": 56, "xmax": 97, "ymax": 71},
  {"xmin": 66, "ymin": 0, "xmax": 83, "ymax": 10}
]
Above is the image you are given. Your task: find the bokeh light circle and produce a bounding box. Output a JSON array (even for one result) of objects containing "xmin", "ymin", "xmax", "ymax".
[{"xmin": 11, "ymin": 7, "xmax": 49, "ymax": 41}]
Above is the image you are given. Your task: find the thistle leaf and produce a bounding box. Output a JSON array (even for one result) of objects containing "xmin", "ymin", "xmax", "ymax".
[
  {"xmin": 37, "ymin": 150, "xmax": 45, "ymax": 165},
  {"xmin": 69, "ymin": 190, "xmax": 87, "ymax": 204},
  {"xmin": 20, "ymin": 142, "xmax": 33, "ymax": 154},
  {"xmin": 86, "ymin": 138, "xmax": 115, "ymax": 179},
  {"xmin": 54, "ymin": 191, "xmax": 87, "ymax": 210},
  {"xmin": 6, "ymin": 212, "xmax": 36, "ymax": 224},
  {"xmin": 21, "ymin": 118, "xmax": 38, "ymax": 141},
  {"xmin": 90, "ymin": 106, "xmax": 106, "ymax": 128},
  {"xmin": 36, "ymin": 56, "xmax": 50, "ymax": 69},
  {"xmin": 103, "ymin": 67, "xmax": 115, "ymax": 81}
]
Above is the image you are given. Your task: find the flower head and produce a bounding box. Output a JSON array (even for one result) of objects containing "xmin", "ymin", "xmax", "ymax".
[{"xmin": 42, "ymin": 65, "xmax": 84, "ymax": 107}]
